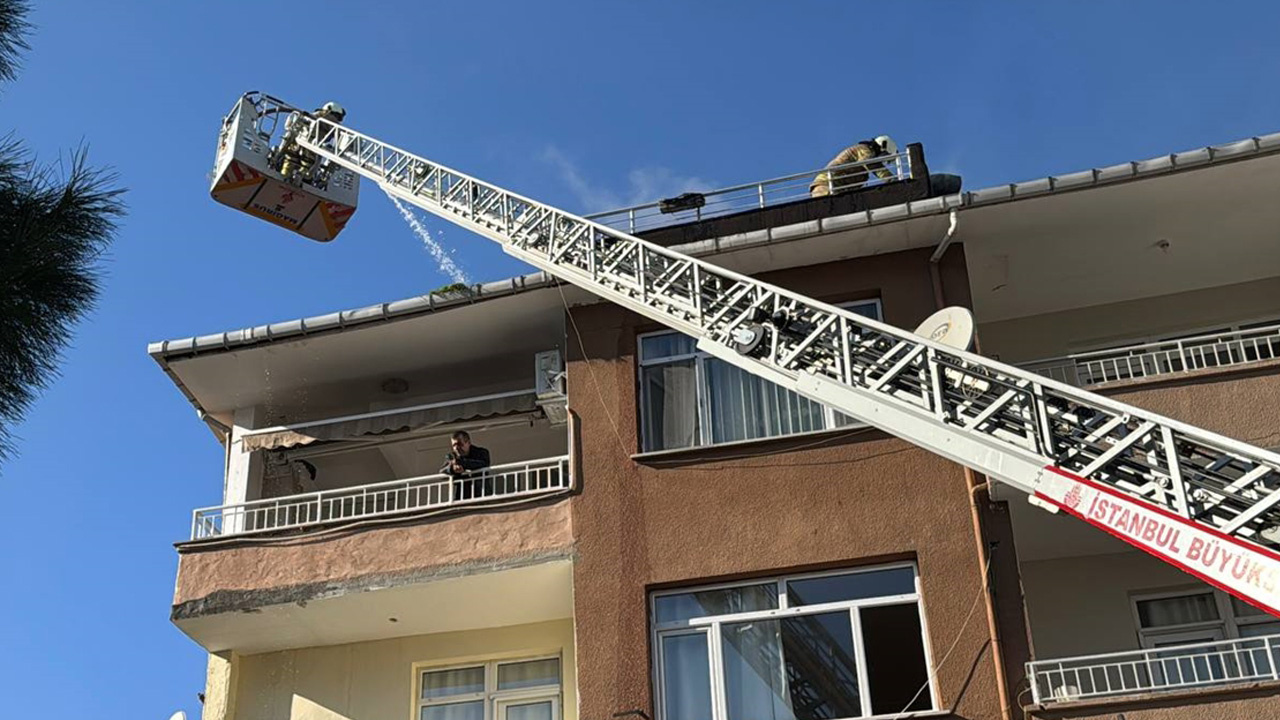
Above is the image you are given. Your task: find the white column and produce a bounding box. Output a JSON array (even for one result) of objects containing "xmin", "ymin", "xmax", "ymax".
[{"xmin": 223, "ymin": 406, "xmax": 262, "ymax": 535}]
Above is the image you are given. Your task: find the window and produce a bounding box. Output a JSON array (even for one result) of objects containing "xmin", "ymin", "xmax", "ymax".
[
  {"xmin": 418, "ymin": 657, "xmax": 561, "ymax": 720},
  {"xmin": 1133, "ymin": 588, "xmax": 1280, "ymax": 648},
  {"xmin": 652, "ymin": 564, "xmax": 935, "ymax": 720},
  {"xmin": 639, "ymin": 300, "xmax": 882, "ymax": 452}
]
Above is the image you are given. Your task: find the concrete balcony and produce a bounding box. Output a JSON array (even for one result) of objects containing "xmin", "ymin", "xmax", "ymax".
[
  {"xmin": 191, "ymin": 456, "xmax": 569, "ymax": 540},
  {"xmin": 1028, "ymin": 634, "xmax": 1280, "ymax": 705},
  {"xmin": 172, "ymin": 451, "xmax": 575, "ymax": 655}
]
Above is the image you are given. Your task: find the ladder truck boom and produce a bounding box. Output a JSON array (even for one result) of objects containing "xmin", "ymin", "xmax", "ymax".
[{"xmin": 213, "ymin": 93, "xmax": 1280, "ymax": 614}]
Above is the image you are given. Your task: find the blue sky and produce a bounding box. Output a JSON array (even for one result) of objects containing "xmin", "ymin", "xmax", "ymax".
[{"xmin": 1, "ymin": 1, "xmax": 1279, "ymax": 717}]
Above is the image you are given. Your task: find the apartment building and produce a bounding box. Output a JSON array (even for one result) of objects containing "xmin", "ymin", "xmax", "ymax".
[{"xmin": 154, "ymin": 134, "xmax": 1280, "ymax": 720}]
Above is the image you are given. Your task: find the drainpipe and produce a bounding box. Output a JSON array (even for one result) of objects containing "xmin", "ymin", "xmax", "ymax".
[
  {"xmin": 935, "ymin": 209, "xmax": 1014, "ymax": 719},
  {"xmin": 969, "ymin": 477, "xmax": 1014, "ymax": 720},
  {"xmin": 198, "ymin": 410, "xmax": 234, "ymax": 494},
  {"xmin": 929, "ymin": 210, "xmax": 959, "ymax": 309},
  {"xmin": 198, "ymin": 409, "xmax": 232, "ymax": 440}
]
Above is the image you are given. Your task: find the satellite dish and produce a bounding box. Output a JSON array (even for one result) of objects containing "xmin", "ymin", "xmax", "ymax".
[
  {"xmin": 913, "ymin": 306, "xmax": 975, "ymax": 352},
  {"xmin": 914, "ymin": 306, "xmax": 988, "ymax": 396},
  {"xmin": 168, "ymin": 712, "xmax": 187, "ymax": 720}
]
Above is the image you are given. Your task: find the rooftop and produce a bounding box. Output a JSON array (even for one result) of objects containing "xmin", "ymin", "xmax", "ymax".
[{"xmin": 151, "ymin": 129, "xmax": 1280, "ymax": 428}]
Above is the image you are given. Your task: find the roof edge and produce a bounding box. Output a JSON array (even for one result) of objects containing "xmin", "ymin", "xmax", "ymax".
[
  {"xmin": 151, "ymin": 129, "xmax": 1280, "ymax": 364},
  {"xmin": 148, "ymin": 272, "xmax": 560, "ymax": 362}
]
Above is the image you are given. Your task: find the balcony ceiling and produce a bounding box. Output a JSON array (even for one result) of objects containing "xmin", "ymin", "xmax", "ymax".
[
  {"xmin": 964, "ymin": 152, "xmax": 1280, "ymax": 324},
  {"xmin": 174, "ymin": 559, "xmax": 573, "ymax": 655},
  {"xmin": 164, "ymin": 287, "xmax": 568, "ymax": 425}
]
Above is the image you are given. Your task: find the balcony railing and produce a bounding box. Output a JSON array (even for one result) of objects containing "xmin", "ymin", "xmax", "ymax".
[
  {"xmin": 190, "ymin": 456, "xmax": 570, "ymax": 540},
  {"xmin": 1027, "ymin": 634, "xmax": 1280, "ymax": 705},
  {"xmin": 583, "ymin": 151, "xmax": 913, "ymax": 235},
  {"xmin": 1019, "ymin": 322, "xmax": 1280, "ymax": 387}
]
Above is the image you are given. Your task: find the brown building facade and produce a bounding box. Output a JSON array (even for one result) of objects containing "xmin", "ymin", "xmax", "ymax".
[{"xmin": 156, "ymin": 134, "xmax": 1280, "ymax": 720}]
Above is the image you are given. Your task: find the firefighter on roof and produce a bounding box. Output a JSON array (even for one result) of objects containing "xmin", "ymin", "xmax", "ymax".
[{"xmin": 809, "ymin": 135, "xmax": 898, "ymax": 198}]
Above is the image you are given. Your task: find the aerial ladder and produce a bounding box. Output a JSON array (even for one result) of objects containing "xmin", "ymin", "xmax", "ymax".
[{"xmin": 211, "ymin": 92, "xmax": 1280, "ymax": 615}]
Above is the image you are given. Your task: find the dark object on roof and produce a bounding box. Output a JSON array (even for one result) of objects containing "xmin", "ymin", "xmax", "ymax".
[
  {"xmin": 659, "ymin": 192, "xmax": 706, "ymax": 214},
  {"xmin": 929, "ymin": 173, "xmax": 962, "ymax": 195}
]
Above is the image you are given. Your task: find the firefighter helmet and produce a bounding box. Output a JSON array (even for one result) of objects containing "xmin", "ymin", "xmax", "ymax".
[{"xmin": 874, "ymin": 135, "xmax": 897, "ymax": 155}]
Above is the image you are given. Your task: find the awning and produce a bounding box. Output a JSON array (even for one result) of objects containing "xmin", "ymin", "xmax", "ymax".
[{"xmin": 240, "ymin": 391, "xmax": 541, "ymax": 452}]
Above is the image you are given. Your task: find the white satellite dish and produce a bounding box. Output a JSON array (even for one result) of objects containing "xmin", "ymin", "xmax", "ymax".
[
  {"xmin": 913, "ymin": 306, "xmax": 987, "ymax": 395},
  {"xmin": 168, "ymin": 712, "xmax": 187, "ymax": 720},
  {"xmin": 913, "ymin": 306, "xmax": 975, "ymax": 352}
]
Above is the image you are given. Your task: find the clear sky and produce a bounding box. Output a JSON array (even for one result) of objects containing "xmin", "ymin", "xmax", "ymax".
[{"xmin": 1, "ymin": 1, "xmax": 1279, "ymax": 717}]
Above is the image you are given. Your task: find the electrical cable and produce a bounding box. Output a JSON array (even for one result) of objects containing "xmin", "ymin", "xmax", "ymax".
[
  {"xmin": 556, "ymin": 279, "xmax": 631, "ymax": 458},
  {"xmin": 890, "ymin": 551, "xmax": 993, "ymax": 719}
]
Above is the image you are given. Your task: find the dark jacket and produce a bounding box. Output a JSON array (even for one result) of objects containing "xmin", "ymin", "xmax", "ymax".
[{"xmin": 443, "ymin": 445, "xmax": 491, "ymax": 477}]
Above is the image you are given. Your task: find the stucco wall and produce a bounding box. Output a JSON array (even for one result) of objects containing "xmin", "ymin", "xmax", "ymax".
[
  {"xmin": 229, "ymin": 619, "xmax": 577, "ymax": 720},
  {"xmin": 565, "ymin": 249, "xmax": 1003, "ymax": 720},
  {"xmin": 1098, "ymin": 364, "xmax": 1280, "ymax": 450},
  {"xmin": 979, "ymin": 276, "xmax": 1280, "ymax": 363},
  {"xmin": 174, "ymin": 499, "xmax": 574, "ymax": 614},
  {"xmin": 1021, "ymin": 550, "xmax": 1202, "ymax": 659}
]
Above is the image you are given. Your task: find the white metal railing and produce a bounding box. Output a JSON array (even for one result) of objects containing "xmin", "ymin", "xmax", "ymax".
[
  {"xmin": 583, "ymin": 151, "xmax": 913, "ymax": 235},
  {"xmin": 1028, "ymin": 634, "xmax": 1280, "ymax": 704},
  {"xmin": 190, "ymin": 456, "xmax": 569, "ymax": 540},
  {"xmin": 1020, "ymin": 322, "xmax": 1280, "ymax": 387}
]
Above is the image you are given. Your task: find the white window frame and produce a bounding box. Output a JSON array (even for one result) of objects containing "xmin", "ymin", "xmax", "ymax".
[
  {"xmin": 1130, "ymin": 587, "xmax": 1280, "ymax": 649},
  {"xmin": 416, "ymin": 655, "xmax": 562, "ymax": 720},
  {"xmin": 637, "ymin": 299, "xmax": 882, "ymax": 452},
  {"xmin": 650, "ymin": 562, "xmax": 937, "ymax": 720}
]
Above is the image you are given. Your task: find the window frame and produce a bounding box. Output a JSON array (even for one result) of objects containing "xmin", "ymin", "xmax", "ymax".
[
  {"xmin": 1130, "ymin": 587, "xmax": 1280, "ymax": 649},
  {"xmin": 416, "ymin": 655, "xmax": 563, "ymax": 720},
  {"xmin": 637, "ymin": 299, "xmax": 882, "ymax": 452},
  {"xmin": 650, "ymin": 562, "xmax": 937, "ymax": 720}
]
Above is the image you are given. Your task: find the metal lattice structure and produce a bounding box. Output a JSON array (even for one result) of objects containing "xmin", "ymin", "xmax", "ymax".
[{"xmin": 294, "ymin": 113, "xmax": 1280, "ymax": 613}]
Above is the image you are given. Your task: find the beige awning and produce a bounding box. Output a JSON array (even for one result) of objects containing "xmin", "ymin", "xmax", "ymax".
[{"xmin": 240, "ymin": 391, "xmax": 540, "ymax": 452}]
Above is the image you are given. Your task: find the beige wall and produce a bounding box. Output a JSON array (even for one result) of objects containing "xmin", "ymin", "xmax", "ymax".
[
  {"xmin": 1020, "ymin": 550, "xmax": 1208, "ymax": 659},
  {"xmin": 980, "ymin": 276, "xmax": 1280, "ymax": 363},
  {"xmin": 228, "ymin": 619, "xmax": 577, "ymax": 720}
]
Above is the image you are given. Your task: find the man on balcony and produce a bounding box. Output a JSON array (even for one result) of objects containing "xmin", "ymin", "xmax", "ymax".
[{"xmin": 443, "ymin": 430, "xmax": 492, "ymax": 500}]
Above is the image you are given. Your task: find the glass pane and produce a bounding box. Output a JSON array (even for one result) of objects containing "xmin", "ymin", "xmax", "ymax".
[
  {"xmin": 1239, "ymin": 621, "xmax": 1280, "ymax": 638},
  {"xmin": 1231, "ymin": 595, "xmax": 1271, "ymax": 618},
  {"xmin": 505, "ymin": 700, "xmax": 554, "ymax": 720},
  {"xmin": 498, "ymin": 658, "xmax": 560, "ymax": 690},
  {"xmin": 705, "ymin": 360, "xmax": 825, "ymax": 444},
  {"xmin": 641, "ymin": 332, "xmax": 697, "ymax": 361},
  {"xmin": 422, "ymin": 666, "xmax": 484, "ymax": 699},
  {"xmin": 1136, "ymin": 593, "xmax": 1219, "ymax": 628},
  {"xmin": 828, "ymin": 408, "xmax": 861, "ymax": 428},
  {"xmin": 655, "ymin": 583, "xmax": 779, "ymax": 624},
  {"xmin": 422, "ymin": 701, "xmax": 484, "ymax": 720},
  {"xmin": 787, "ymin": 568, "xmax": 915, "ymax": 606},
  {"xmin": 641, "ymin": 361, "xmax": 700, "ymax": 451},
  {"xmin": 861, "ymin": 604, "xmax": 932, "ymax": 714},
  {"xmin": 721, "ymin": 611, "xmax": 861, "ymax": 720},
  {"xmin": 661, "ymin": 633, "xmax": 713, "ymax": 720},
  {"xmin": 842, "ymin": 301, "xmax": 881, "ymax": 320}
]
